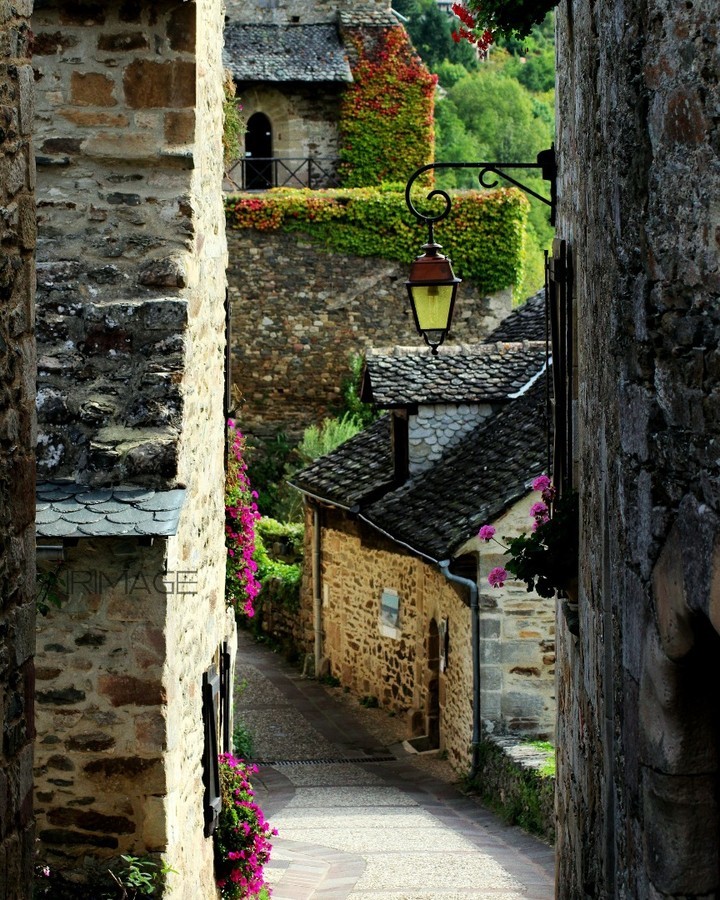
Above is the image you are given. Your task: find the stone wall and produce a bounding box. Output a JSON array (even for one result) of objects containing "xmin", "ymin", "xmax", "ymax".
[
  {"xmin": 35, "ymin": 540, "xmax": 170, "ymax": 874},
  {"xmin": 230, "ymin": 84, "xmax": 342, "ymax": 186},
  {"xmin": 303, "ymin": 500, "xmax": 555, "ymax": 773},
  {"xmin": 227, "ymin": 228, "xmax": 512, "ymax": 439},
  {"xmin": 32, "ymin": 1, "xmax": 233, "ymax": 895},
  {"xmin": 555, "ymin": 1, "xmax": 720, "ymax": 896},
  {"xmin": 33, "ymin": 0, "xmax": 200, "ymax": 485},
  {"xmin": 0, "ymin": 4, "xmax": 36, "ymax": 898},
  {"xmin": 465, "ymin": 497, "xmax": 556, "ymax": 740}
]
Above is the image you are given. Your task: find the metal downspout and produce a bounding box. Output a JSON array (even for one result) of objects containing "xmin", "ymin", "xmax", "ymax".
[
  {"xmin": 438, "ymin": 559, "xmax": 481, "ymax": 780},
  {"xmin": 313, "ymin": 506, "xmax": 322, "ymax": 677}
]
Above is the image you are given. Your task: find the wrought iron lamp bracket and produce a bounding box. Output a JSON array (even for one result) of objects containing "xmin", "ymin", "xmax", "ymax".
[{"xmin": 405, "ymin": 146, "xmax": 557, "ymax": 240}]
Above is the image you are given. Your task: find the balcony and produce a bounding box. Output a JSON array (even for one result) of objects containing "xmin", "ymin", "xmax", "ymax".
[{"xmin": 225, "ymin": 157, "xmax": 341, "ymax": 191}]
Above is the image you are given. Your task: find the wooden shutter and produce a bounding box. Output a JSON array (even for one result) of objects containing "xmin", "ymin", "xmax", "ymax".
[
  {"xmin": 219, "ymin": 641, "xmax": 232, "ymax": 754},
  {"xmin": 202, "ymin": 666, "xmax": 221, "ymax": 836},
  {"xmin": 547, "ymin": 239, "xmax": 574, "ymax": 495}
]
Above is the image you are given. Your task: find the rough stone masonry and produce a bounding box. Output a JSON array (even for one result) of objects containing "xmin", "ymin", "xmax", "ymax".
[
  {"xmin": 0, "ymin": 3, "xmax": 37, "ymax": 897},
  {"xmin": 555, "ymin": 0, "xmax": 720, "ymax": 897}
]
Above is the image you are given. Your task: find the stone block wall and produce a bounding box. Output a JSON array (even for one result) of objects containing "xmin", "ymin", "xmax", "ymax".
[
  {"xmin": 232, "ymin": 84, "xmax": 343, "ymax": 185},
  {"xmin": 467, "ymin": 498, "xmax": 556, "ymax": 740},
  {"xmin": 35, "ymin": 540, "xmax": 170, "ymax": 873},
  {"xmin": 303, "ymin": 503, "xmax": 555, "ymax": 773},
  {"xmin": 33, "ymin": 0, "xmax": 201, "ymax": 485},
  {"xmin": 227, "ymin": 229, "xmax": 512, "ymax": 439},
  {"xmin": 0, "ymin": 5, "xmax": 36, "ymax": 898},
  {"xmin": 555, "ymin": 1, "xmax": 720, "ymax": 896},
  {"xmin": 32, "ymin": 1, "xmax": 234, "ymax": 895}
]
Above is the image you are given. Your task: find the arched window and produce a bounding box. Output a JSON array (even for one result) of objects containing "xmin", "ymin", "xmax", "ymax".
[{"xmin": 245, "ymin": 112, "xmax": 273, "ymax": 189}]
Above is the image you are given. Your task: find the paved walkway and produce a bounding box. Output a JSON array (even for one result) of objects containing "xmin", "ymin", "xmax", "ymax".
[{"xmin": 235, "ymin": 629, "xmax": 555, "ymax": 900}]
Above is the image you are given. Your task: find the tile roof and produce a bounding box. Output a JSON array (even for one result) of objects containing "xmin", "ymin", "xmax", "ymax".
[
  {"xmin": 292, "ymin": 375, "xmax": 549, "ymax": 562},
  {"xmin": 288, "ymin": 415, "xmax": 395, "ymax": 509},
  {"xmin": 360, "ymin": 375, "xmax": 550, "ymax": 561},
  {"xmin": 223, "ymin": 24, "xmax": 353, "ymax": 82},
  {"xmin": 485, "ymin": 290, "xmax": 546, "ymax": 343},
  {"xmin": 36, "ymin": 482, "xmax": 186, "ymax": 539},
  {"xmin": 361, "ymin": 341, "xmax": 547, "ymax": 408}
]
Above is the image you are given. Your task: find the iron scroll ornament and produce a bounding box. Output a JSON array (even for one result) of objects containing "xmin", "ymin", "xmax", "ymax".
[{"xmin": 404, "ymin": 146, "xmax": 557, "ymax": 240}]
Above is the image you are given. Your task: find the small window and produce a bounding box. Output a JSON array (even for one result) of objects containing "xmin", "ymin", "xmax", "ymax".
[{"xmin": 380, "ymin": 589, "xmax": 401, "ymax": 638}]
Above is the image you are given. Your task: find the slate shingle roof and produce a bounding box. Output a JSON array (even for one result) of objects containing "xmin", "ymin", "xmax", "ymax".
[
  {"xmin": 288, "ymin": 415, "xmax": 394, "ymax": 509},
  {"xmin": 361, "ymin": 342, "xmax": 546, "ymax": 408},
  {"xmin": 223, "ymin": 24, "xmax": 353, "ymax": 83},
  {"xmin": 485, "ymin": 290, "xmax": 546, "ymax": 343},
  {"xmin": 359, "ymin": 375, "xmax": 549, "ymax": 561},
  {"xmin": 36, "ymin": 482, "xmax": 186, "ymax": 539}
]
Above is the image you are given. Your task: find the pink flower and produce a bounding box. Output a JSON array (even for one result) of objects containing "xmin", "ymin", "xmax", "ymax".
[
  {"xmin": 488, "ymin": 566, "xmax": 508, "ymax": 588},
  {"xmin": 529, "ymin": 501, "xmax": 548, "ymax": 519},
  {"xmin": 532, "ymin": 474, "xmax": 551, "ymax": 493},
  {"xmin": 478, "ymin": 524, "xmax": 496, "ymax": 542}
]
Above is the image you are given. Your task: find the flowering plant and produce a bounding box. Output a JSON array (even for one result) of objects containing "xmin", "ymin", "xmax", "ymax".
[
  {"xmin": 226, "ymin": 421, "xmax": 261, "ymax": 617},
  {"xmin": 215, "ymin": 753, "xmax": 277, "ymax": 899},
  {"xmin": 479, "ymin": 476, "xmax": 578, "ymax": 599},
  {"xmin": 450, "ymin": 0, "xmax": 558, "ymax": 48}
]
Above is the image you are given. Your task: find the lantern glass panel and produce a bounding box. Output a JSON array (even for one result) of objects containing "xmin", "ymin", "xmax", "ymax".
[{"xmin": 411, "ymin": 284, "xmax": 454, "ymax": 331}]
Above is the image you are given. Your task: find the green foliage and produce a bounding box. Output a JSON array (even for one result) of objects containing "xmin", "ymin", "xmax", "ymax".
[
  {"xmin": 225, "ymin": 186, "xmax": 528, "ymax": 296},
  {"xmin": 222, "ymin": 71, "xmax": 245, "ymax": 168},
  {"xmin": 462, "ymin": 0, "xmax": 558, "ymax": 41},
  {"xmin": 394, "ymin": 0, "xmax": 479, "ymax": 71},
  {"xmin": 108, "ymin": 856, "xmax": 177, "ymax": 898},
  {"xmin": 36, "ymin": 563, "xmax": 64, "ymax": 616},
  {"xmin": 338, "ymin": 354, "xmax": 377, "ymax": 428},
  {"xmin": 245, "ymin": 432, "xmax": 297, "ymax": 521},
  {"xmin": 254, "ymin": 518, "xmax": 303, "ymax": 611},
  {"xmin": 359, "ymin": 695, "xmax": 380, "ymax": 708},
  {"xmin": 232, "ymin": 721, "xmax": 254, "ymax": 760},
  {"xmin": 338, "ymin": 26, "xmax": 436, "ymax": 186},
  {"xmin": 297, "ymin": 414, "xmax": 363, "ymax": 466},
  {"xmin": 467, "ymin": 740, "xmax": 555, "ymax": 842},
  {"xmin": 505, "ymin": 491, "xmax": 579, "ymax": 598}
]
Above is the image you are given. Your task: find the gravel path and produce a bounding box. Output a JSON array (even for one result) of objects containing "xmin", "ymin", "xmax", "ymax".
[{"xmin": 235, "ymin": 629, "xmax": 555, "ymax": 900}]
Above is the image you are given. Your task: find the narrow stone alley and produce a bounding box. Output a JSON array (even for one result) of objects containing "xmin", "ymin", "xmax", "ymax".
[{"xmin": 236, "ymin": 630, "xmax": 555, "ymax": 899}]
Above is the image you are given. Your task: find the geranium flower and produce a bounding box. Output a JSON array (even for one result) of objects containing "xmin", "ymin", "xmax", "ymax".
[
  {"xmin": 478, "ymin": 524, "xmax": 496, "ymax": 541},
  {"xmin": 488, "ymin": 566, "xmax": 508, "ymax": 588}
]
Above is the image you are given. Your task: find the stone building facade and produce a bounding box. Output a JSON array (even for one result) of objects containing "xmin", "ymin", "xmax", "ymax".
[
  {"xmin": 555, "ymin": 0, "xmax": 720, "ymax": 896},
  {"xmin": 0, "ymin": 5, "xmax": 36, "ymax": 898},
  {"xmin": 31, "ymin": 2, "xmax": 234, "ymax": 894}
]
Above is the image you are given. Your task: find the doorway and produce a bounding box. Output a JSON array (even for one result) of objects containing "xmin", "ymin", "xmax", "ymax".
[
  {"xmin": 245, "ymin": 112, "xmax": 273, "ymax": 189},
  {"xmin": 427, "ymin": 618, "xmax": 441, "ymax": 749}
]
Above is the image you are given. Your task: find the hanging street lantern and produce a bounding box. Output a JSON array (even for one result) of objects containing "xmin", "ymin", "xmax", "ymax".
[
  {"xmin": 405, "ymin": 239, "xmax": 461, "ymax": 354},
  {"xmin": 403, "ymin": 146, "xmax": 556, "ymax": 354}
]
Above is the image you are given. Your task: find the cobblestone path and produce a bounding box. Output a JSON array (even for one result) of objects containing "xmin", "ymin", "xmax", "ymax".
[{"xmin": 236, "ymin": 630, "xmax": 555, "ymax": 900}]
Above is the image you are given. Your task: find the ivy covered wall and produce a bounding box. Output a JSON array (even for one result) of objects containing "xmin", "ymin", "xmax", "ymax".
[
  {"xmin": 225, "ymin": 186, "xmax": 528, "ymax": 295},
  {"xmin": 225, "ymin": 186, "xmax": 528, "ymax": 438},
  {"xmin": 338, "ymin": 25, "xmax": 436, "ymax": 186}
]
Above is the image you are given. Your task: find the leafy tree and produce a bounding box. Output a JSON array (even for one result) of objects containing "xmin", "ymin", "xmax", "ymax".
[{"xmin": 393, "ymin": 0, "xmax": 479, "ymax": 71}]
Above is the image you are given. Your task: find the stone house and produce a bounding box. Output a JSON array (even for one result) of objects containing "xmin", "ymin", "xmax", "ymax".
[
  {"xmin": 31, "ymin": 2, "xmax": 234, "ymax": 895},
  {"xmin": 290, "ymin": 326, "xmax": 556, "ymax": 773},
  {"xmin": 223, "ymin": 0, "xmax": 397, "ymax": 190}
]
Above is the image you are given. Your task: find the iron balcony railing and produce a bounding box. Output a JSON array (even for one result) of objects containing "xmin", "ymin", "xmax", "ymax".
[{"xmin": 225, "ymin": 157, "xmax": 341, "ymax": 191}]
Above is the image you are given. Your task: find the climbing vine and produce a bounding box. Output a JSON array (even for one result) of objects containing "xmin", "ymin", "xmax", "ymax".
[
  {"xmin": 338, "ymin": 26, "xmax": 436, "ymax": 187},
  {"xmin": 225, "ymin": 186, "xmax": 528, "ymax": 295}
]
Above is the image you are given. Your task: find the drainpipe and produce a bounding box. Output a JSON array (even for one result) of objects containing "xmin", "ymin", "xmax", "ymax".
[
  {"xmin": 313, "ymin": 506, "xmax": 322, "ymax": 677},
  {"xmin": 438, "ymin": 559, "xmax": 481, "ymax": 780}
]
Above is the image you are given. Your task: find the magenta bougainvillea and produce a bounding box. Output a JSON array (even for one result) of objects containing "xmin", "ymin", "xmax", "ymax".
[
  {"xmin": 338, "ymin": 26, "xmax": 436, "ymax": 187},
  {"xmin": 215, "ymin": 754, "xmax": 277, "ymax": 898},
  {"xmin": 225, "ymin": 421, "xmax": 261, "ymax": 617}
]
